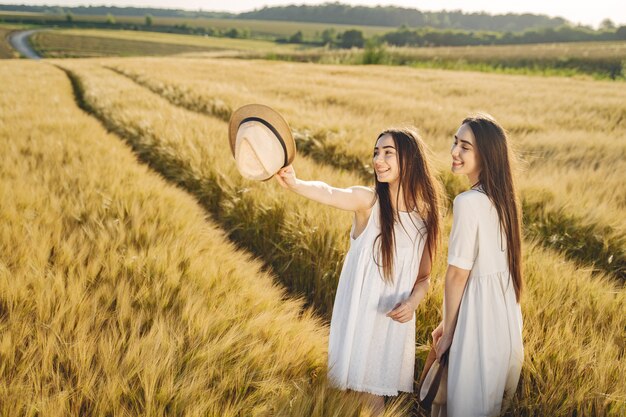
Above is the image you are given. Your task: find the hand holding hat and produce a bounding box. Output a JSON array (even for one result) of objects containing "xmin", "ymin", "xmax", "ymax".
[
  {"xmin": 274, "ymin": 165, "xmax": 297, "ymax": 189},
  {"xmin": 228, "ymin": 104, "xmax": 296, "ymax": 181}
]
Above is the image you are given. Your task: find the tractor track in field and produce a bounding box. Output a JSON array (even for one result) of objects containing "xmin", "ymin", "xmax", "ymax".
[{"xmin": 55, "ymin": 63, "xmax": 353, "ymax": 318}]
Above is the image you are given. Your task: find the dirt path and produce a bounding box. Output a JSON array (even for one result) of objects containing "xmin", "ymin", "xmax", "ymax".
[{"xmin": 9, "ymin": 29, "xmax": 41, "ymax": 59}]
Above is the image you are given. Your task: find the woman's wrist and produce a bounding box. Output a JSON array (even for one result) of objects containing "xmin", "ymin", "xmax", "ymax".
[
  {"xmin": 407, "ymin": 292, "xmax": 422, "ymax": 309},
  {"xmin": 289, "ymin": 177, "xmax": 303, "ymax": 192},
  {"xmin": 408, "ymin": 281, "xmax": 428, "ymax": 309},
  {"xmin": 442, "ymin": 327, "xmax": 454, "ymax": 338}
]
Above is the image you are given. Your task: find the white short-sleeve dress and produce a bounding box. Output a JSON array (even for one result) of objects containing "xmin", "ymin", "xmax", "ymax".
[
  {"xmin": 327, "ymin": 194, "xmax": 428, "ymax": 396},
  {"xmin": 446, "ymin": 188, "xmax": 524, "ymax": 416}
]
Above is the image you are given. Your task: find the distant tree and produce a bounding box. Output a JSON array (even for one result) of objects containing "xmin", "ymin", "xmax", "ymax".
[
  {"xmin": 321, "ymin": 28, "xmax": 336, "ymax": 45},
  {"xmin": 225, "ymin": 28, "xmax": 239, "ymax": 38},
  {"xmin": 617, "ymin": 26, "xmax": 626, "ymax": 40},
  {"xmin": 241, "ymin": 28, "xmax": 251, "ymax": 38},
  {"xmin": 106, "ymin": 13, "xmax": 116, "ymax": 25},
  {"xmin": 382, "ymin": 27, "xmax": 422, "ymax": 46},
  {"xmin": 65, "ymin": 12, "xmax": 73, "ymax": 23},
  {"xmin": 289, "ymin": 30, "xmax": 303, "ymax": 43},
  {"xmin": 145, "ymin": 14, "xmax": 153, "ymax": 27},
  {"xmin": 339, "ymin": 29, "xmax": 365, "ymax": 48},
  {"xmin": 362, "ymin": 38, "xmax": 387, "ymax": 64},
  {"xmin": 175, "ymin": 23, "xmax": 189, "ymax": 31},
  {"xmin": 600, "ymin": 18, "xmax": 615, "ymax": 30}
]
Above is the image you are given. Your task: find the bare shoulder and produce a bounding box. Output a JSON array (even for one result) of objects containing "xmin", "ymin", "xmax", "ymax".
[{"xmin": 349, "ymin": 186, "xmax": 377, "ymax": 213}]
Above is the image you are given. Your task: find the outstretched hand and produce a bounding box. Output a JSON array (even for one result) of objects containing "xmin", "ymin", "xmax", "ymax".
[{"xmin": 274, "ymin": 164, "xmax": 297, "ymax": 189}]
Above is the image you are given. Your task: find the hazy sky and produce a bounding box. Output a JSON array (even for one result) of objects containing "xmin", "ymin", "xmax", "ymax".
[{"xmin": 4, "ymin": 1, "xmax": 624, "ymax": 28}]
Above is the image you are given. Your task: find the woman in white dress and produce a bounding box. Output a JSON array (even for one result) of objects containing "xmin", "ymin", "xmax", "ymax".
[
  {"xmin": 432, "ymin": 114, "xmax": 524, "ymax": 417},
  {"xmin": 274, "ymin": 127, "xmax": 442, "ymax": 415}
]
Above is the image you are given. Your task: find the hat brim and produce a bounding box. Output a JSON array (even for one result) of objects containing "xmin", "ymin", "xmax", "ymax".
[{"xmin": 228, "ymin": 104, "xmax": 296, "ymax": 169}]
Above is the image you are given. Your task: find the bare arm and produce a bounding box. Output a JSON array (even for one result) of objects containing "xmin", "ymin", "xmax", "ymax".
[
  {"xmin": 409, "ymin": 244, "xmax": 432, "ymax": 305},
  {"xmin": 274, "ymin": 164, "xmax": 375, "ymax": 212},
  {"xmin": 442, "ymin": 265, "xmax": 470, "ymax": 336},
  {"xmin": 434, "ymin": 264, "xmax": 470, "ymax": 361},
  {"xmin": 387, "ymin": 243, "xmax": 431, "ymax": 323}
]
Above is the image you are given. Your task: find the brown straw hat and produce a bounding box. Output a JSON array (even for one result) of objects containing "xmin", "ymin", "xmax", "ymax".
[
  {"xmin": 417, "ymin": 347, "xmax": 448, "ymax": 410},
  {"xmin": 228, "ymin": 104, "xmax": 296, "ymax": 181}
]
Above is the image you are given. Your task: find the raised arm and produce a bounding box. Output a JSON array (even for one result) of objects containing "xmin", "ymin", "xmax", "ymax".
[{"xmin": 274, "ymin": 164, "xmax": 376, "ymax": 212}]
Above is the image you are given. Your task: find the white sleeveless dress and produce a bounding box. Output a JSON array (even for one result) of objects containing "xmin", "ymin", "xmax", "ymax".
[
  {"xmin": 328, "ymin": 194, "xmax": 428, "ymax": 396},
  {"xmin": 446, "ymin": 189, "xmax": 524, "ymax": 416}
]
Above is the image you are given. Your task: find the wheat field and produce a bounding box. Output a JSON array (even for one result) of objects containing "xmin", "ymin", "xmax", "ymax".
[
  {"xmin": 103, "ymin": 57, "xmax": 625, "ymax": 278},
  {"xmin": 0, "ymin": 61, "xmax": 413, "ymax": 416},
  {"xmin": 33, "ymin": 29, "xmax": 304, "ymax": 54},
  {"xmin": 105, "ymin": 58, "xmax": 625, "ymax": 229},
  {"xmin": 0, "ymin": 55, "xmax": 624, "ymax": 416}
]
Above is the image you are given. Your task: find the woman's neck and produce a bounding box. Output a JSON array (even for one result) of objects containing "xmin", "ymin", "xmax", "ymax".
[
  {"xmin": 388, "ymin": 181, "xmax": 407, "ymax": 211},
  {"xmin": 468, "ymin": 172, "xmax": 480, "ymax": 186}
]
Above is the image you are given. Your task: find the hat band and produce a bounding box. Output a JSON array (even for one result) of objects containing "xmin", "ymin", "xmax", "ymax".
[{"xmin": 240, "ymin": 117, "xmax": 288, "ymax": 168}]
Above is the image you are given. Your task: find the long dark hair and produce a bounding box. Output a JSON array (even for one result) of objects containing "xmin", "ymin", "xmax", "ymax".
[
  {"xmin": 462, "ymin": 114, "xmax": 523, "ymax": 302},
  {"xmin": 373, "ymin": 127, "xmax": 443, "ymax": 285}
]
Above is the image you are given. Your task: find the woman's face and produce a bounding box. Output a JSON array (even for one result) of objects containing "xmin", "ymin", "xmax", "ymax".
[
  {"xmin": 451, "ymin": 123, "xmax": 480, "ymax": 180},
  {"xmin": 373, "ymin": 134, "xmax": 400, "ymax": 184}
]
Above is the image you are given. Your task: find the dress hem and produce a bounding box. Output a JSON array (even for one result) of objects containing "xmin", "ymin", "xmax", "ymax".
[{"xmin": 344, "ymin": 383, "xmax": 413, "ymax": 397}]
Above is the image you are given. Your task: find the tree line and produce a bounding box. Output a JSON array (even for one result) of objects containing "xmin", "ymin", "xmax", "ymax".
[
  {"xmin": 378, "ymin": 25, "xmax": 626, "ymax": 47},
  {"xmin": 281, "ymin": 24, "xmax": 626, "ymax": 48},
  {"xmin": 240, "ymin": 2, "xmax": 569, "ymax": 32},
  {"xmin": 0, "ymin": 4, "xmax": 232, "ymax": 19},
  {"xmin": 2, "ymin": 3, "xmax": 624, "ymax": 48},
  {"xmin": 0, "ymin": 2, "xmax": 577, "ymax": 33}
]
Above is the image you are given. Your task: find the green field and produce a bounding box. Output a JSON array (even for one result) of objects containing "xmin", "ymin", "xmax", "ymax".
[
  {"xmin": 255, "ymin": 40, "xmax": 626, "ymax": 79},
  {"xmin": 0, "ymin": 23, "xmax": 33, "ymax": 58},
  {"xmin": 26, "ymin": 28, "xmax": 306, "ymax": 58},
  {"xmin": 0, "ymin": 27, "xmax": 15, "ymax": 58},
  {"xmin": 164, "ymin": 16, "xmax": 391, "ymax": 39},
  {"xmin": 0, "ymin": 11, "xmax": 391, "ymax": 39},
  {"xmin": 9, "ymin": 25, "xmax": 625, "ymax": 79}
]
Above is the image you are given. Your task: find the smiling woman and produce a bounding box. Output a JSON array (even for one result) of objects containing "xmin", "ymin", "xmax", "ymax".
[
  {"xmin": 275, "ymin": 126, "xmax": 443, "ymax": 415},
  {"xmin": 450, "ymin": 123, "xmax": 480, "ymax": 185},
  {"xmin": 432, "ymin": 113, "xmax": 524, "ymax": 417}
]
